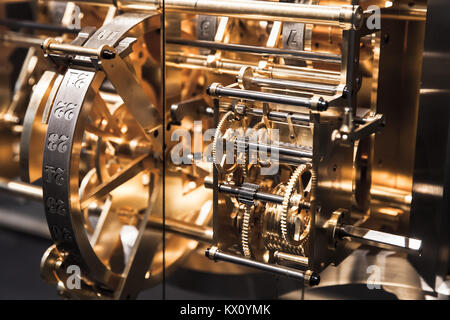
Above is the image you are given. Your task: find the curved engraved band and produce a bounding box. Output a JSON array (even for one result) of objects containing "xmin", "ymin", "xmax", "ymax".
[{"xmin": 42, "ymin": 12, "xmax": 160, "ymax": 289}]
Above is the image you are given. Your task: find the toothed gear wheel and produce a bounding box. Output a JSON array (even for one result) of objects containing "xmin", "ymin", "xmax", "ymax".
[
  {"xmin": 238, "ymin": 135, "xmax": 249, "ymax": 178},
  {"xmin": 241, "ymin": 204, "xmax": 252, "ymax": 258},
  {"xmin": 280, "ymin": 163, "xmax": 312, "ymax": 242},
  {"xmin": 212, "ymin": 111, "xmax": 234, "ymax": 172},
  {"xmin": 238, "ymin": 182, "xmax": 258, "ymax": 257},
  {"xmin": 239, "ymin": 139, "xmax": 251, "ymax": 257}
]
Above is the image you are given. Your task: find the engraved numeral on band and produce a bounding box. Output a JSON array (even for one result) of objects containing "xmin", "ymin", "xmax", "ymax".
[
  {"xmin": 44, "ymin": 165, "xmax": 65, "ymax": 186},
  {"xmin": 46, "ymin": 197, "xmax": 66, "ymax": 216},
  {"xmin": 66, "ymin": 71, "xmax": 89, "ymax": 89},
  {"xmin": 51, "ymin": 225, "xmax": 73, "ymax": 242},
  {"xmin": 54, "ymin": 101, "xmax": 78, "ymax": 120},
  {"xmin": 47, "ymin": 133, "xmax": 69, "ymax": 153}
]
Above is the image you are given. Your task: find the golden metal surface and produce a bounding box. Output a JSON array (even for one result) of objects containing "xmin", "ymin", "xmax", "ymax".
[{"xmin": 0, "ymin": 0, "xmax": 447, "ymax": 300}]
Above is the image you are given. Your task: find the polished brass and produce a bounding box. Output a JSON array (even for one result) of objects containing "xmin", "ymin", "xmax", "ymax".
[
  {"xmin": 0, "ymin": 0, "xmax": 448, "ymax": 300},
  {"xmin": 48, "ymin": 0, "xmax": 363, "ymax": 29},
  {"xmin": 0, "ymin": 177, "xmax": 43, "ymax": 201}
]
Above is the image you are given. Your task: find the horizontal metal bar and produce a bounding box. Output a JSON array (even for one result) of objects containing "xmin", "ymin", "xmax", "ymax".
[
  {"xmin": 49, "ymin": 0, "xmax": 363, "ymax": 29},
  {"xmin": 274, "ymin": 251, "xmax": 309, "ymax": 268},
  {"xmin": 167, "ymin": 52, "xmax": 342, "ymax": 85},
  {"xmin": 0, "ymin": 178, "xmax": 43, "ymax": 202},
  {"xmin": 248, "ymin": 77, "xmax": 338, "ymax": 95},
  {"xmin": 249, "ymin": 108, "xmax": 311, "ymax": 125},
  {"xmin": 167, "ymin": 38, "xmax": 341, "ymax": 63},
  {"xmin": 205, "ymin": 246, "xmax": 320, "ymax": 286},
  {"xmin": 337, "ymin": 224, "xmax": 422, "ymax": 256},
  {"xmin": 247, "ymin": 141, "xmax": 313, "ymax": 159},
  {"xmin": 269, "ymin": 66, "xmax": 341, "ymax": 85},
  {"xmin": 204, "ymin": 178, "xmax": 311, "ymax": 209},
  {"xmin": 146, "ymin": 216, "xmax": 213, "ymax": 244},
  {"xmin": 222, "ymin": 104, "xmax": 371, "ymax": 126},
  {"xmin": 42, "ymin": 38, "xmax": 116, "ymax": 59},
  {"xmin": 0, "ymin": 32, "xmax": 43, "ymax": 47},
  {"xmin": 204, "ymin": 178, "xmax": 283, "ymax": 203},
  {"xmin": 208, "ymin": 83, "xmax": 328, "ymax": 110},
  {"xmin": 216, "ymin": 134, "xmax": 314, "ymax": 160}
]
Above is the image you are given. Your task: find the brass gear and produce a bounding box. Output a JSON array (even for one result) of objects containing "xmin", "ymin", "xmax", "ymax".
[
  {"xmin": 212, "ymin": 110, "xmax": 235, "ymax": 173},
  {"xmin": 280, "ymin": 163, "xmax": 312, "ymax": 242}
]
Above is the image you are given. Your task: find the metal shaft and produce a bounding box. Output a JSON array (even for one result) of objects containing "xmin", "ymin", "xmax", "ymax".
[
  {"xmin": 218, "ymin": 136, "xmax": 313, "ymax": 159},
  {"xmin": 205, "ymin": 246, "xmax": 320, "ymax": 286},
  {"xmin": 167, "ymin": 52, "xmax": 342, "ymax": 85},
  {"xmin": 248, "ymin": 77, "xmax": 338, "ymax": 96},
  {"xmin": 246, "ymin": 141, "xmax": 313, "ymax": 159},
  {"xmin": 42, "ymin": 38, "xmax": 115, "ymax": 58},
  {"xmin": 48, "ymin": 0, "xmax": 363, "ymax": 29},
  {"xmin": 337, "ymin": 224, "xmax": 422, "ymax": 256},
  {"xmin": 274, "ymin": 251, "xmax": 309, "ymax": 268},
  {"xmin": 0, "ymin": 178, "xmax": 43, "ymax": 202},
  {"xmin": 204, "ymin": 177, "xmax": 311, "ymax": 209},
  {"xmin": 167, "ymin": 38, "xmax": 341, "ymax": 64},
  {"xmin": 147, "ymin": 216, "xmax": 213, "ymax": 244},
  {"xmin": 248, "ymin": 108, "xmax": 310, "ymax": 125},
  {"xmin": 208, "ymin": 84, "xmax": 328, "ymax": 110},
  {"xmin": 0, "ymin": 31, "xmax": 44, "ymax": 47},
  {"xmin": 222, "ymin": 104, "xmax": 370, "ymax": 125}
]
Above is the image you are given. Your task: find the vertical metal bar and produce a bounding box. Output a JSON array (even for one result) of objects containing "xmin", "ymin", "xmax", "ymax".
[{"xmin": 212, "ymin": 98, "xmax": 220, "ymax": 245}]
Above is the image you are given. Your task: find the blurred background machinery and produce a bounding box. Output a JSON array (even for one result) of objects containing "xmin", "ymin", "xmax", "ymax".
[{"xmin": 0, "ymin": 0, "xmax": 448, "ymax": 300}]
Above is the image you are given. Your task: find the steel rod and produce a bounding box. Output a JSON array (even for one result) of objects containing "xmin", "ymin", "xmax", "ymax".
[
  {"xmin": 166, "ymin": 52, "xmax": 342, "ymax": 85},
  {"xmin": 249, "ymin": 108, "xmax": 311, "ymax": 124},
  {"xmin": 0, "ymin": 31, "xmax": 44, "ymax": 47},
  {"xmin": 147, "ymin": 216, "xmax": 213, "ymax": 243},
  {"xmin": 204, "ymin": 177, "xmax": 311, "ymax": 209},
  {"xmin": 216, "ymin": 135, "xmax": 314, "ymax": 160},
  {"xmin": 167, "ymin": 38, "xmax": 341, "ymax": 64},
  {"xmin": 248, "ymin": 77, "xmax": 338, "ymax": 95},
  {"xmin": 42, "ymin": 39, "xmax": 113, "ymax": 58},
  {"xmin": 0, "ymin": 178, "xmax": 43, "ymax": 202},
  {"xmin": 221, "ymin": 104, "xmax": 369, "ymax": 125},
  {"xmin": 274, "ymin": 251, "xmax": 309, "ymax": 267},
  {"xmin": 208, "ymin": 84, "xmax": 328, "ymax": 110},
  {"xmin": 205, "ymin": 246, "xmax": 320, "ymax": 286},
  {"xmin": 337, "ymin": 224, "xmax": 422, "ymax": 256},
  {"xmin": 247, "ymin": 141, "xmax": 313, "ymax": 159}
]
